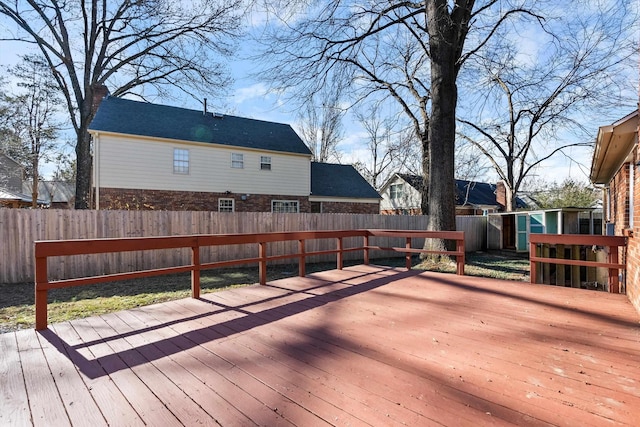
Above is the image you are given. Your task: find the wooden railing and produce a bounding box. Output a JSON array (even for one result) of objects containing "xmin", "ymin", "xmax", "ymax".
[
  {"xmin": 34, "ymin": 229, "xmax": 465, "ymax": 330},
  {"xmin": 529, "ymin": 234, "xmax": 626, "ymax": 293}
]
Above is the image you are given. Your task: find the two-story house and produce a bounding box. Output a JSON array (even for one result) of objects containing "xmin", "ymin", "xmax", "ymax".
[{"xmin": 89, "ymin": 96, "xmax": 379, "ymax": 212}]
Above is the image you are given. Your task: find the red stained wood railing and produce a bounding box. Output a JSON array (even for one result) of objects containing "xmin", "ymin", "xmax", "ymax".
[
  {"xmin": 529, "ymin": 234, "xmax": 627, "ymax": 293},
  {"xmin": 34, "ymin": 229, "xmax": 465, "ymax": 330}
]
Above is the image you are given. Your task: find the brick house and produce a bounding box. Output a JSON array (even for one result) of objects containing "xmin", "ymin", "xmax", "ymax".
[
  {"xmin": 590, "ymin": 110, "xmax": 639, "ymax": 311},
  {"xmin": 88, "ymin": 96, "xmax": 379, "ymax": 213}
]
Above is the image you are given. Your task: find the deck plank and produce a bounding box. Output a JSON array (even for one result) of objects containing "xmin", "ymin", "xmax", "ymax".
[
  {"xmin": 17, "ymin": 330, "xmax": 70, "ymax": 426},
  {"xmin": 35, "ymin": 329, "xmax": 107, "ymax": 426},
  {"xmin": 0, "ymin": 332, "xmax": 31, "ymax": 427},
  {"xmin": 127, "ymin": 300, "xmax": 332, "ymax": 426},
  {"xmin": 3, "ymin": 265, "xmax": 640, "ymax": 426},
  {"xmin": 50, "ymin": 321, "xmax": 146, "ymax": 426}
]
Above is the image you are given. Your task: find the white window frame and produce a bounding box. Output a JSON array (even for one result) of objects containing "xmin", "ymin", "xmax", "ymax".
[
  {"xmin": 173, "ymin": 148, "xmax": 189, "ymax": 174},
  {"xmin": 231, "ymin": 153, "xmax": 244, "ymax": 169},
  {"xmin": 272, "ymin": 200, "xmax": 299, "ymax": 213},
  {"xmin": 260, "ymin": 156, "xmax": 272, "ymax": 171},
  {"xmin": 390, "ymin": 183, "xmax": 403, "ymax": 200},
  {"xmin": 218, "ymin": 198, "xmax": 234, "ymax": 212}
]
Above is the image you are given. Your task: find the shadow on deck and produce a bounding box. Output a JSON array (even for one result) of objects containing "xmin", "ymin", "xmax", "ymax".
[{"xmin": 3, "ymin": 265, "xmax": 640, "ymax": 426}]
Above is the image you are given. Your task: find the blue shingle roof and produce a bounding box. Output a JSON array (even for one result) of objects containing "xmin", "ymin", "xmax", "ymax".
[
  {"xmin": 89, "ymin": 96, "xmax": 312, "ymax": 156},
  {"xmin": 397, "ymin": 174, "xmax": 527, "ymax": 209},
  {"xmin": 312, "ymin": 163, "xmax": 380, "ymax": 199}
]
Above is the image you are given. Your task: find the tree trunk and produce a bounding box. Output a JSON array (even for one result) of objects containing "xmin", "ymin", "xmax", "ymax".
[
  {"xmin": 74, "ymin": 124, "xmax": 92, "ymax": 209},
  {"xmin": 31, "ymin": 161, "xmax": 38, "ymax": 208},
  {"xmin": 425, "ymin": 2, "xmax": 458, "ymax": 251},
  {"xmin": 420, "ymin": 131, "xmax": 429, "ymax": 215},
  {"xmin": 74, "ymin": 91, "xmax": 95, "ymax": 210}
]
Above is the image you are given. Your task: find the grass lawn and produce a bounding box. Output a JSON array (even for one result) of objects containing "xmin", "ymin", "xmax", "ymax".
[{"xmin": 0, "ymin": 253, "xmax": 529, "ymax": 333}]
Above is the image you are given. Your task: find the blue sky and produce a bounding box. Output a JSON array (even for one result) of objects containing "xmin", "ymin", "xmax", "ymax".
[{"xmin": 1, "ymin": 3, "xmax": 637, "ymax": 187}]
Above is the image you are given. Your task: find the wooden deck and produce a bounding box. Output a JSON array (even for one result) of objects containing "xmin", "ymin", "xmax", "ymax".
[{"xmin": 2, "ymin": 265, "xmax": 640, "ymax": 426}]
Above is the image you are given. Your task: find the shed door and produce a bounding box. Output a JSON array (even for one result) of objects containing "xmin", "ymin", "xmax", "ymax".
[{"xmin": 516, "ymin": 214, "xmax": 529, "ymax": 252}]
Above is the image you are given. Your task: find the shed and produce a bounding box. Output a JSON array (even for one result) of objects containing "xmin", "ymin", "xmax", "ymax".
[{"xmin": 488, "ymin": 208, "xmax": 602, "ymax": 252}]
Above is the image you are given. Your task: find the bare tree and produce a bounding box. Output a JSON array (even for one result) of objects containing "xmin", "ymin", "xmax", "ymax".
[
  {"xmin": 353, "ymin": 103, "xmax": 414, "ymax": 189},
  {"xmin": 457, "ymin": 1, "xmax": 637, "ymax": 211},
  {"xmin": 8, "ymin": 54, "xmax": 62, "ymax": 207},
  {"xmin": 0, "ymin": 0, "xmax": 243, "ymax": 208},
  {"xmin": 296, "ymin": 81, "xmax": 344, "ymax": 162},
  {"xmin": 258, "ymin": 1, "xmax": 544, "ymax": 250}
]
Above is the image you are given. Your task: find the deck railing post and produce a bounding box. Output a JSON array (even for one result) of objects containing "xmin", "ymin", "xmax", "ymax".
[
  {"xmin": 529, "ymin": 241, "xmax": 537, "ymax": 284},
  {"xmin": 191, "ymin": 245, "xmax": 200, "ymax": 299},
  {"xmin": 457, "ymin": 235, "xmax": 465, "ymax": 275},
  {"xmin": 608, "ymin": 245, "xmax": 619, "ymax": 293},
  {"xmin": 298, "ymin": 239, "xmax": 306, "ymax": 277},
  {"xmin": 555, "ymin": 244, "xmax": 565, "ymax": 286},
  {"xmin": 259, "ymin": 242, "xmax": 267, "ymax": 285},
  {"xmin": 337, "ymin": 237, "xmax": 343, "ymax": 270},
  {"xmin": 34, "ymin": 250, "xmax": 49, "ymax": 331},
  {"xmin": 571, "ymin": 245, "xmax": 581, "ymax": 288},
  {"xmin": 405, "ymin": 237, "xmax": 411, "ymax": 270},
  {"xmin": 363, "ymin": 234, "xmax": 370, "ymax": 265}
]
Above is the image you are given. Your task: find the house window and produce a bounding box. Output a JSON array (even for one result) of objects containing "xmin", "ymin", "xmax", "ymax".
[
  {"xmin": 272, "ymin": 200, "xmax": 299, "ymax": 213},
  {"xmin": 311, "ymin": 201, "xmax": 322, "ymax": 213},
  {"xmin": 173, "ymin": 148, "xmax": 189, "ymax": 174},
  {"xmin": 390, "ymin": 183, "xmax": 403, "ymax": 199},
  {"xmin": 218, "ymin": 198, "xmax": 234, "ymax": 212},
  {"xmin": 260, "ymin": 156, "xmax": 272, "ymax": 170},
  {"xmin": 231, "ymin": 153, "xmax": 244, "ymax": 169}
]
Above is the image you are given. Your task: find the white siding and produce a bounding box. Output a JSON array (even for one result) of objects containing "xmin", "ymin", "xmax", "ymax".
[
  {"xmin": 96, "ymin": 134, "xmax": 311, "ymax": 196},
  {"xmin": 379, "ymin": 176, "xmax": 422, "ymax": 212}
]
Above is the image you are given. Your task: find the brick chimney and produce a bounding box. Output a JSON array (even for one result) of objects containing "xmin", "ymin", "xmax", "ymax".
[
  {"xmin": 496, "ymin": 180, "xmax": 507, "ymax": 208},
  {"xmin": 91, "ymin": 84, "xmax": 109, "ymax": 115}
]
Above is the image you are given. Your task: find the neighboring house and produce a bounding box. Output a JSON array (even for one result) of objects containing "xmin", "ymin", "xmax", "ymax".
[
  {"xmin": 23, "ymin": 181, "xmax": 75, "ymax": 209},
  {"xmin": 590, "ymin": 109, "xmax": 639, "ymax": 311},
  {"xmin": 89, "ymin": 96, "xmax": 379, "ymax": 213},
  {"xmin": 0, "ymin": 151, "xmax": 23, "ymax": 192},
  {"xmin": 0, "ymin": 152, "xmax": 46, "ymax": 208},
  {"xmin": 379, "ymin": 173, "xmax": 525, "ymax": 215},
  {"xmin": 310, "ymin": 162, "xmax": 381, "ymax": 213}
]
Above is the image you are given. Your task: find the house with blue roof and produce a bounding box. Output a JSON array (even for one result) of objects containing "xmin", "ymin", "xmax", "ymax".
[
  {"xmin": 88, "ymin": 96, "xmax": 379, "ymax": 213},
  {"xmin": 379, "ymin": 173, "xmax": 526, "ymax": 215}
]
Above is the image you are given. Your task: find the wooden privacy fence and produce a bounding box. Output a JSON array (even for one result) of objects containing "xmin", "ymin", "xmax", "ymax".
[
  {"xmin": 34, "ymin": 229, "xmax": 465, "ymax": 330},
  {"xmin": 1, "ymin": 210, "xmax": 486, "ymax": 283},
  {"xmin": 529, "ymin": 234, "xmax": 627, "ymax": 293}
]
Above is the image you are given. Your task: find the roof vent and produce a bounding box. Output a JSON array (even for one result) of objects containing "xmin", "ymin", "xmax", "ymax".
[{"xmin": 212, "ymin": 112, "xmax": 223, "ymax": 118}]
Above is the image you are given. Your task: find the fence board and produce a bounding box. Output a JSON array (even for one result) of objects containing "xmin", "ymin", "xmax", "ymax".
[{"xmin": 0, "ymin": 210, "xmax": 487, "ymax": 283}]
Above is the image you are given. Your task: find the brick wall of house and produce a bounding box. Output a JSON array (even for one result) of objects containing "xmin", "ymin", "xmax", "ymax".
[
  {"xmin": 609, "ymin": 164, "xmax": 630, "ymax": 235},
  {"xmin": 98, "ymin": 188, "xmax": 311, "ymax": 212},
  {"xmin": 319, "ymin": 201, "xmax": 380, "ymax": 214},
  {"xmin": 624, "ymin": 146, "xmax": 640, "ymax": 312}
]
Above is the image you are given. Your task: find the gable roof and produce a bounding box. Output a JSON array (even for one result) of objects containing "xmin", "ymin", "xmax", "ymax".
[
  {"xmin": 23, "ymin": 181, "xmax": 75, "ymax": 204},
  {"xmin": 394, "ymin": 173, "xmax": 527, "ymax": 209},
  {"xmin": 311, "ymin": 162, "xmax": 380, "ymax": 199},
  {"xmin": 89, "ymin": 96, "xmax": 312, "ymax": 156},
  {"xmin": 0, "ymin": 187, "xmax": 47, "ymax": 205}
]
